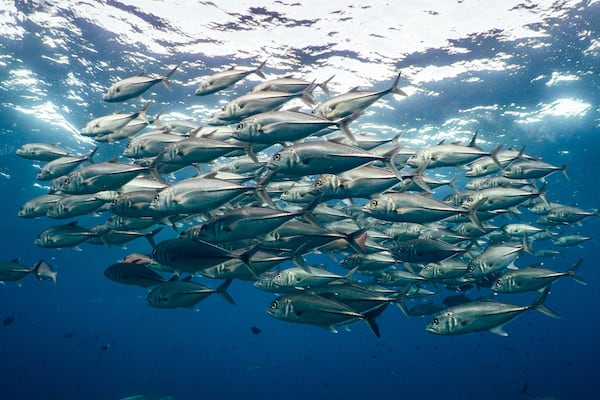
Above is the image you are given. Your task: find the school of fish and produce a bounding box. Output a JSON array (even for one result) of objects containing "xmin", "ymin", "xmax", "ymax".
[{"xmin": 13, "ymin": 61, "xmax": 596, "ymax": 337}]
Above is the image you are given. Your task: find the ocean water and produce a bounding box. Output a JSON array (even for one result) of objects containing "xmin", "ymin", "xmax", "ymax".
[{"xmin": 1, "ymin": 1, "xmax": 600, "ymax": 399}]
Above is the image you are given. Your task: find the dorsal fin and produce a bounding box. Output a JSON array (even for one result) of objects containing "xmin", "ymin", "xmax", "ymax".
[{"xmin": 468, "ymin": 131, "xmax": 478, "ymax": 147}]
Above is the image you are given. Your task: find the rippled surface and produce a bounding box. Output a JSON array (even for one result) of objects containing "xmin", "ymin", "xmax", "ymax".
[{"xmin": 1, "ymin": 2, "xmax": 599, "ymax": 400}]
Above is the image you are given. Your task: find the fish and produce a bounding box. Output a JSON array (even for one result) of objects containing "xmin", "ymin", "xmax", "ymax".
[
  {"xmin": 36, "ymin": 147, "xmax": 98, "ymax": 181},
  {"xmin": 254, "ymin": 265, "xmax": 357, "ymax": 292},
  {"xmin": 54, "ymin": 161, "xmax": 148, "ymax": 195},
  {"xmin": 363, "ymin": 192, "xmax": 478, "ymax": 225},
  {"xmin": 312, "ymin": 73, "xmax": 406, "ymax": 120},
  {"xmin": 265, "ymin": 141, "xmax": 388, "ymax": 178},
  {"xmin": 34, "ymin": 221, "xmax": 98, "ymax": 249},
  {"xmin": 252, "ymin": 74, "xmax": 334, "ymax": 94},
  {"xmin": 209, "ymin": 88, "xmax": 315, "ymax": 125},
  {"xmin": 81, "ymin": 103, "xmax": 151, "ymax": 136},
  {"xmin": 492, "ymin": 259, "xmax": 586, "ymax": 293},
  {"xmin": 393, "ymin": 238, "xmax": 465, "ymax": 263},
  {"xmin": 16, "ymin": 143, "xmax": 71, "ymax": 161},
  {"xmin": 146, "ymin": 277, "xmax": 235, "ymax": 309},
  {"xmin": 546, "ymin": 205, "xmax": 599, "ymax": 224},
  {"xmin": 180, "ymin": 207, "xmax": 301, "ymax": 244},
  {"xmin": 266, "ymin": 292, "xmax": 381, "ymax": 337},
  {"xmin": 148, "ymin": 177, "xmax": 254, "ymax": 215},
  {"xmin": 151, "ymin": 238, "xmax": 255, "ymax": 274},
  {"xmin": 46, "ymin": 193, "xmax": 106, "ymax": 219},
  {"xmin": 374, "ymin": 269, "xmax": 427, "ymax": 286},
  {"xmin": 104, "ymin": 262, "xmax": 168, "ymax": 288},
  {"xmin": 552, "ymin": 234, "xmax": 592, "ymax": 247},
  {"xmin": 407, "ymin": 132, "xmax": 502, "ymax": 169},
  {"xmin": 233, "ymin": 109, "xmax": 356, "ymax": 145},
  {"xmin": 103, "ymin": 65, "xmax": 178, "ymax": 102},
  {"xmin": 32, "ymin": 260, "xmax": 58, "ymax": 283},
  {"xmin": 18, "ymin": 194, "xmax": 63, "ymax": 218},
  {"xmin": 502, "ymin": 160, "xmax": 568, "ymax": 180},
  {"xmin": 157, "ymin": 137, "xmax": 244, "ymax": 166},
  {"xmin": 0, "ymin": 259, "xmax": 33, "ymax": 282},
  {"xmin": 466, "ymin": 241, "xmax": 531, "ymax": 278},
  {"xmin": 309, "ymin": 167, "xmax": 400, "ymax": 201},
  {"xmin": 122, "ymin": 131, "xmax": 187, "ymax": 159},
  {"xmin": 195, "ymin": 60, "xmax": 267, "ymax": 95},
  {"xmin": 425, "ymin": 287, "xmax": 559, "ymax": 336}
]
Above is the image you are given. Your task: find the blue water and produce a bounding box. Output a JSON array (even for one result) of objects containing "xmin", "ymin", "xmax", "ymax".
[{"xmin": 1, "ymin": 2, "xmax": 600, "ymax": 399}]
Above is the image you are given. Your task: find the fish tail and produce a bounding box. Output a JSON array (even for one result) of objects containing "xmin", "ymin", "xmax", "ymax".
[
  {"xmin": 396, "ymin": 299, "xmax": 410, "ymax": 316},
  {"xmin": 389, "ymin": 72, "xmax": 407, "ymax": 96},
  {"xmin": 536, "ymin": 181, "xmax": 549, "ymax": 206},
  {"xmin": 162, "ymin": 65, "xmax": 178, "ymax": 91},
  {"xmin": 363, "ymin": 303, "xmax": 389, "ymax": 338},
  {"xmin": 522, "ymin": 233, "xmax": 534, "ymax": 255},
  {"xmin": 532, "ymin": 286, "xmax": 561, "ymax": 319},
  {"xmin": 390, "ymin": 130, "xmax": 404, "ymax": 145},
  {"xmin": 318, "ymin": 74, "xmax": 335, "ymax": 95},
  {"xmin": 144, "ymin": 227, "xmax": 163, "ymax": 249},
  {"xmin": 254, "ymin": 183, "xmax": 274, "ymax": 207},
  {"xmin": 86, "ymin": 146, "xmax": 99, "ymax": 164},
  {"xmin": 300, "ymin": 84, "xmax": 316, "ymax": 106},
  {"xmin": 560, "ymin": 162, "xmax": 570, "ymax": 181},
  {"xmin": 137, "ymin": 101, "xmax": 152, "ymax": 124},
  {"xmin": 489, "ymin": 143, "xmax": 503, "ymax": 168},
  {"xmin": 216, "ymin": 279, "xmax": 236, "ymax": 305},
  {"xmin": 244, "ymin": 144, "xmax": 259, "ymax": 163},
  {"xmin": 567, "ymin": 258, "xmax": 587, "ymax": 285},
  {"xmin": 238, "ymin": 245, "xmax": 262, "ymax": 279},
  {"xmin": 345, "ymin": 228, "xmax": 368, "ymax": 254},
  {"xmin": 254, "ymin": 59, "xmax": 268, "ymax": 79}
]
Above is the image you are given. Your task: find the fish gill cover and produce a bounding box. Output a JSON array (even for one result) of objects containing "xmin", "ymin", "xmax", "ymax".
[{"xmin": 1, "ymin": 1, "xmax": 599, "ymax": 400}]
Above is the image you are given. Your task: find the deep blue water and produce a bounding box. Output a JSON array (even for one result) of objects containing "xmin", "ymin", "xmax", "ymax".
[{"xmin": 1, "ymin": 2, "xmax": 600, "ymax": 400}]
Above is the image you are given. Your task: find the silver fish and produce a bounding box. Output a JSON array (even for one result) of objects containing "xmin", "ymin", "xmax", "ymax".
[
  {"xmin": 180, "ymin": 207, "xmax": 300, "ymax": 243},
  {"xmin": 252, "ymin": 74, "xmax": 333, "ymax": 94},
  {"xmin": 426, "ymin": 287, "xmax": 559, "ymax": 336},
  {"xmin": 103, "ymin": 65, "xmax": 178, "ymax": 102},
  {"xmin": 209, "ymin": 89, "xmax": 314, "ymax": 125},
  {"xmin": 34, "ymin": 221, "xmax": 98, "ymax": 249},
  {"xmin": 149, "ymin": 177, "xmax": 254, "ymax": 215},
  {"xmin": 195, "ymin": 60, "xmax": 267, "ymax": 95},
  {"xmin": 36, "ymin": 148, "xmax": 98, "ymax": 181},
  {"xmin": 16, "ymin": 143, "xmax": 71, "ymax": 161},
  {"xmin": 492, "ymin": 259, "xmax": 586, "ymax": 293},
  {"xmin": 266, "ymin": 141, "xmax": 386, "ymax": 177},
  {"xmin": 266, "ymin": 292, "xmax": 380, "ymax": 336},
  {"xmin": 147, "ymin": 278, "xmax": 235, "ymax": 309},
  {"xmin": 312, "ymin": 73, "xmax": 406, "ymax": 120},
  {"xmin": 81, "ymin": 103, "xmax": 150, "ymax": 136}
]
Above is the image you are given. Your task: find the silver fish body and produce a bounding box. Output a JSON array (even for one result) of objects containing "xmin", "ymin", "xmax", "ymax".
[{"xmin": 103, "ymin": 65, "xmax": 177, "ymax": 102}]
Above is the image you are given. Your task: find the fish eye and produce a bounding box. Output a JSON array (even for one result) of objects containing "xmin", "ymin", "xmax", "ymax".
[
  {"xmin": 496, "ymin": 279, "xmax": 502, "ymax": 285},
  {"xmin": 64, "ymin": 177, "xmax": 70, "ymax": 184},
  {"xmin": 200, "ymin": 224, "xmax": 208, "ymax": 232},
  {"xmin": 270, "ymin": 300, "xmax": 279, "ymax": 309},
  {"xmin": 221, "ymin": 106, "xmax": 226, "ymax": 111},
  {"xmin": 236, "ymin": 123, "xmax": 244, "ymax": 129},
  {"xmin": 316, "ymin": 179, "xmax": 323, "ymax": 186},
  {"xmin": 273, "ymin": 154, "xmax": 281, "ymax": 161},
  {"xmin": 432, "ymin": 318, "xmax": 439, "ymax": 325},
  {"xmin": 116, "ymin": 88, "xmax": 121, "ymax": 93},
  {"xmin": 154, "ymin": 194, "xmax": 160, "ymax": 201},
  {"xmin": 467, "ymin": 265, "xmax": 474, "ymax": 272},
  {"xmin": 370, "ymin": 199, "xmax": 378, "ymax": 207}
]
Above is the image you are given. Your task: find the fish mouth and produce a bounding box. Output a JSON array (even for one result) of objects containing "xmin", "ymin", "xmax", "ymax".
[{"xmin": 425, "ymin": 325, "xmax": 438, "ymax": 334}]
